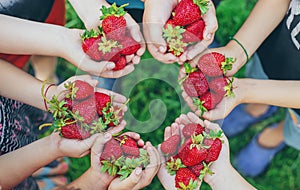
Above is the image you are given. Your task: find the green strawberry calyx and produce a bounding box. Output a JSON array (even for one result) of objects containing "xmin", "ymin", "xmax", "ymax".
[
  {"xmin": 178, "ymin": 178, "xmax": 198, "ymax": 190},
  {"xmin": 193, "ymin": 0, "xmax": 210, "ymax": 15},
  {"xmin": 193, "ymin": 98, "xmax": 208, "ymax": 117},
  {"xmin": 221, "ymin": 57, "xmax": 236, "ymax": 75},
  {"xmin": 224, "ymin": 77, "xmax": 235, "ymax": 97},
  {"xmin": 178, "ymin": 63, "xmax": 198, "ymax": 84},
  {"xmin": 98, "ymin": 35, "xmax": 122, "ymax": 54},
  {"xmin": 100, "ymin": 3, "xmax": 128, "ymax": 20},
  {"xmin": 166, "ymin": 157, "xmax": 185, "ymax": 175},
  {"xmin": 162, "ymin": 24, "xmax": 185, "ymax": 42}
]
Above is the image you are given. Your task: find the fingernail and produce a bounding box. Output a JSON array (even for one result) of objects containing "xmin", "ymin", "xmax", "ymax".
[
  {"xmin": 206, "ymin": 33, "xmax": 212, "ymax": 40},
  {"xmin": 135, "ymin": 168, "xmax": 142, "ymax": 175},
  {"xmin": 105, "ymin": 133, "xmax": 111, "ymax": 139},
  {"xmin": 107, "ymin": 63, "xmax": 115, "ymax": 70}
]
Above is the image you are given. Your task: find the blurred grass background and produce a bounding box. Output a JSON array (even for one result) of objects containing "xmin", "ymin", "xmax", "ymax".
[{"xmin": 56, "ymin": 0, "xmax": 300, "ymax": 189}]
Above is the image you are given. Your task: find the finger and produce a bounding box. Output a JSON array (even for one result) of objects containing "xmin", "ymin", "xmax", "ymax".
[
  {"xmin": 79, "ymin": 133, "xmax": 102, "ymax": 150},
  {"xmin": 144, "ymin": 142, "xmax": 160, "ymax": 174},
  {"xmin": 91, "ymin": 133, "xmax": 112, "ymax": 166},
  {"xmin": 96, "ymin": 89, "xmax": 127, "ymax": 103},
  {"xmin": 170, "ymin": 123, "xmax": 180, "ymax": 136},
  {"xmin": 132, "ymin": 55, "xmax": 141, "ymax": 65},
  {"xmin": 157, "ymin": 144, "xmax": 166, "ymax": 163},
  {"xmin": 202, "ymin": 3, "xmax": 218, "ymax": 41},
  {"xmin": 110, "ymin": 168, "xmax": 143, "ymax": 189},
  {"xmin": 144, "ymin": 23, "xmax": 167, "ymax": 51},
  {"xmin": 204, "ymin": 120, "xmax": 229, "ymax": 145},
  {"xmin": 147, "ymin": 44, "xmax": 179, "ymax": 63},
  {"xmin": 123, "ymin": 132, "xmax": 140, "ymax": 140},
  {"xmin": 136, "ymin": 42, "xmax": 146, "ymax": 56},
  {"xmin": 100, "ymin": 64, "xmax": 135, "ymax": 78},
  {"xmin": 178, "ymin": 114, "xmax": 190, "ymax": 125},
  {"xmin": 164, "ymin": 126, "xmax": 171, "ymax": 140},
  {"xmin": 186, "ymin": 40, "xmax": 213, "ymax": 60},
  {"xmin": 107, "ymin": 120, "xmax": 126, "ymax": 135},
  {"xmin": 187, "ymin": 112, "xmax": 204, "ymax": 125},
  {"xmin": 126, "ymin": 54, "xmax": 134, "ymax": 63},
  {"xmin": 181, "ymin": 91, "xmax": 198, "ymax": 112}
]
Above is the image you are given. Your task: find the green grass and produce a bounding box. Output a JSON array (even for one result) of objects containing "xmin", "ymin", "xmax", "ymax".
[{"xmin": 58, "ymin": 0, "xmax": 300, "ymax": 189}]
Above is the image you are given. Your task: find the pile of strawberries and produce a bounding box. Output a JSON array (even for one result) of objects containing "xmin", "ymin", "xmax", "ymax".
[
  {"xmin": 81, "ymin": 3, "xmax": 141, "ymax": 70},
  {"xmin": 181, "ymin": 52, "xmax": 236, "ymax": 115},
  {"xmin": 161, "ymin": 123, "xmax": 223, "ymax": 189},
  {"xmin": 162, "ymin": 0, "xmax": 210, "ymax": 56},
  {"xmin": 100, "ymin": 134, "xmax": 150, "ymax": 180},
  {"xmin": 42, "ymin": 80, "xmax": 124, "ymax": 139}
]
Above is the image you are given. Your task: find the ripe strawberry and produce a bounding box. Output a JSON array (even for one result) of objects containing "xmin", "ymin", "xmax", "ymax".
[
  {"xmin": 101, "ymin": 138, "xmax": 123, "ymax": 160},
  {"xmin": 204, "ymin": 138, "xmax": 222, "ymax": 163},
  {"xmin": 183, "ymin": 70, "xmax": 209, "ymax": 97},
  {"xmin": 167, "ymin": 39, "xmax": 187, "ymax": 57},
  {"xmin": 100, "ymin": 3, "xmax": 127, "ymax": 40},
  {"xmin": 182, "ymin": 123, "xmax": 205, "ymax": 138},
  {"xmin": 164, "ymin": 19, "xmax": 176, "ymax": 29},
  {"xmin": 81, "ymin": 29, "xmax": 102, "ymax": 61},
  {"xmin": 198, "ymin": 52, "xmax": 235, "ymax": 77},
  {"xmin": 193, "ymin": 91, "xmax": 222, "ymax": 115},
  {"xmin": 178, "ymin": 134, "xmax": 208, "ymax": 166},
  {"xmin": 61, "ymin": 122, "xmax": 91, "ymax": 140},
  {"xmin": 73, "ymin": 80, "xmax": 94, "ymax": 100},
  {"xmin": 95, "ymin": 92, "xmax": 111, "ymax": 116},
  {"xmin": 120, "ymin": 36, "xmax": 141, "ymax": 55},
  {"xmin": 72, "ymin": 98, "xmax": 97, "ymax": 124},
  {"xmin": 63, "ymin": 98, "xmax": 73, "ymax": 110},
  {"xmin": 172, "ymin": 0, "xmax": 209, "ymax": 26},
  {"xmin": 182, "ymin": 19, "xmax": 205, "ymax": 43},
  {"xmin": 189, "ymin": 162, "xmax": 204, "ymax": 177},
  {"xmin": 98, "ymin": 36, "xmax": 122, "ymax": 61},
  {"xmin": 175, "ymin": 168, "xmax": 198, "ymax": 189},
  {"xmin": 161, "ymin": 134, "xmax": 181, "ymax": 155},
  {"xmin": 209, "ymin": 76, "xmax": 234, "ymax": 97},
  {"xmin": 113, "ymin": 56, "xmax": 126, "ymax": 71},
  {"xmin": 119, "ymin": 135, "xmax": 139, "ymax": 157}
]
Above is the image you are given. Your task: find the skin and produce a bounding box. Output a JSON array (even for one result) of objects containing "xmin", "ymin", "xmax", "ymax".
[{"xmin": 143, "ymin": 0, "xmax": 218, "ymax": 64}]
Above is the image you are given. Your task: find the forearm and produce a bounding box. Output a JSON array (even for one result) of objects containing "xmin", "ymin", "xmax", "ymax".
[
  {"xmin": 239, "ymin": 78, "xmax": 300, "ymax": 108},
  {"xmin": 208, "ymin": 165, "xmax": 256, "ymax": 190},
  {"xmin": 228, "ymin": 0, "xmax": 290, "ymax": 63},
  {"xmin": 0, "ymin": 60, "xmax": 55, "ymax": 111},
  {"xmin": 0, "ymin": 14, "xmax": 67, "ymax": 57},
  {"xmin": 67, "ymin": 169, "xmax": 108, "ymax": 190},
  {"xmin": 0, "ymin": 135, "xmax": 61, "ymax": 189}
]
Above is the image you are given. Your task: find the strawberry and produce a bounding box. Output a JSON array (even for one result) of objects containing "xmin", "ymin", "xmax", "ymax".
[
  {"xmin": 209, "ymin": 76, "xmax": 234, "ymax": 97},
  {"xmin": 203, "ymin": 130, "xmax": 223, "ymax": 163},
  {"xmin": 197, "ymin": 52, "xmax": 235, "ymax": 77},
  {"xmin": 120, "ymin": 36, "xmax": 141, "ymax": 55},
  {"xmin": 95, "ymin": 92, "xmax": 111, "ymax": 116},
  {"xmin": 100, "ymin": 3, "xmax": 127, "ymax": 40},
  {"xmin": 193, "ymin": 91, "xmax": 222, "ymax": 115},
  {"xmin": 119, "ymin": 135, "xmax": 139, "ymax": 157},
  {"xmin": 62, "ymin": 98, "xmax": 73, "ymax": 110},
  {"xmin": 172, "ymin": 0, "xmax": 209, "ymax": 26},
  {"xmin": 178, "ymin": 134, "xmax": 208, "ymax": 166},
  {"xmin": 81, "ymin": 29, "xmax": 102, "ymax": 61},
  {"xmin": 167, "ymin": 39, "xmax": 188, "ymax": 57},
  {"xmin": 98, "ymin": 36, "xmax": 122, "ymax": 61},
  {"xmin": 72, "ymin": 97, "xmax": 97, "ymax": 124},
  {"xmin": 61, "ymin": 122, "xmax": 91, "ymax": 140},
  {"xmin": 161, "ymin": 134, "xmax": 181, "ymax": 155},
  {"xmin": 183, "ymin": 70, "xmax": 209, "ymax": 97},
  {"xmin": 73, "ymin": 80, "xmax": 94, "ymax": 100},
  {"xmin": 175, "ymin": 168, "xmax": 198, "ymax": 189},
  {"xmin": 164, "ymin": 19, "xmax": 176, "ymax": 29},
  {"xmin": 113, "ymin": 56, "xmax": 126, "ymax": 71},
  {"xmin": 101, "ymin": 138, "xmax": 123, "ymax": 160},
  {"xmin": 182, "ymin": 123, "xmax": 205, "ymax": 138},
  {"xmin": 189, "ymin": 162, "xmax": 204, "ymax": 177},
  {"xmin": 182, "ymin": 19, "xmax": 205, "ymax": 43}
]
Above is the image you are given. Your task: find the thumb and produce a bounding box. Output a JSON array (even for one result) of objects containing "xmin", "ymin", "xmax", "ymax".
[
  {"xmin": 120, "ymin": 167, "xmax": 143, "ymax": 188},
  {"xmin": 144, "ymin": 23, "xmax": 167, "ymax": 53}
]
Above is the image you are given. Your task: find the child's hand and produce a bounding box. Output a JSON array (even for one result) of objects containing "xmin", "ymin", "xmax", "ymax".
[
  {"xmin": 178, "ymin": 2, "xmax": 218, "ymax": 64},
  {"xmin": 108, "ymin": 142, "xmax": 160, "ymax": 190},
  {"xmin": 143, "ymin": 0, "xmax": 180, "ymax": 64}
]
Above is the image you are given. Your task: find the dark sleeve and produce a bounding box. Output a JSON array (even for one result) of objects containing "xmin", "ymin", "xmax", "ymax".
[
  {"xmin": 0, "ymin": 0, "xmax": 54, "ymax": 22},
  {"xmin": 212, "ymin": 0, "xmax": 221, "ymax": 7}
]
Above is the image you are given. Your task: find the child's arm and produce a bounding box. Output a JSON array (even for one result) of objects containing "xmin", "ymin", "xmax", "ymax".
[
  {"xmin": 0, "ymin": 133, "xmax": 100, "ymax": 189},
  {"xmin": 225, "ymin": 0, "xmax": 290, "ymax": 76},
  {"xmin": 202, "ymin": 78, "xmax": 300, "ymax": 120}
]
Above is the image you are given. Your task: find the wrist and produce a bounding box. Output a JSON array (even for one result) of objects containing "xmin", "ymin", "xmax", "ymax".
[
  {"xmin": 226, "ymin": 39, "xmax": 248, "ymax": 65},
  {"xmin": 206, "ymin": 163, "xmax": 234, "ymax": 189},
  {"xmin": 41, "ymin": 82, "xmax": 57, "ymax": 111}
]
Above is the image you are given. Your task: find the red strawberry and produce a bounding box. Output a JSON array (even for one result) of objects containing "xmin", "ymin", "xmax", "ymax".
[
  {"xmin": 120, "ymin": 36, "xmax": 141, "ymax": 55},
  {"xmin": 164, "ymin": 19, "xmax": 176, "ymax": 29},
  {"xmin": 72, "ymin": 98, "xmax": 97, "ymax": 124},
  {"xmin": 204, "ymin": 138, "xmax": 222, "ymax": 163},
  {"xmin": 172, "ymin": 0, "xmax": 209, "ymax": 26},
  {"xmin": 175, "ymin": 168, "xmax": 198, "ymax": 189},
  {"xmin": 95, "ymin": 92, "xmax": 111, "ymax": 116},
  {"xmin": 189, "ymin": 162, "xmax": 204, "ymax": 177},
  {"xmin": 183, "ymin": 70, "xmax": 209, "ymax": 97},
  {"xmin": 63, "ymin": 98, "xmax": 73, "ymax": 110},
  {"xmin": 182, "ymin": 123, "xmax": 205, "ymax": 138},
  {"xmin": 113, "ymin": 56, "xmax": 126, "ymax": 71},
  {"xmin": 209, "ymin": 76, "xmax": 234, "ymax": 97},
  {"xmin": 98, "ymin": 36, "xmax": 121, "ymax": 61},
  {"xmin": 198, "ymin": 52, "xmax": 235, "ymax": 77},
  {"xmin": 61, "ymin": 122, "xmax": 91, "ymax": 140},
  {"xmin": 101, "ymin": 138, "xmax": 123, "ymax": 160},
  {"xmin": 81, "ymin": 29, "xmax": 102, "ymax": 61},
  {"xmin": 194, "ymin": 91, "xmax": 222, "ymax": 115},
  {"xmin": 119, "ymin": 135, "xmax": 139, "ymax": 157},
  {"xmin": 178, "ymin": 134, "xmax": 208, "ymax": 166},
  {"xmin": 100, "ymin": 3, "xmax": 127, "ymax": 40},
  {"xmin": 73, "ymin": 80, "xmax": 94, "ymax": 100},
  {"xmin": 182, "ymin": 19, "xmax": 205, "ymax": 43},
  {"xmin": 161, "ymin": 134, "xmax": 181, "ymax": 155}
]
